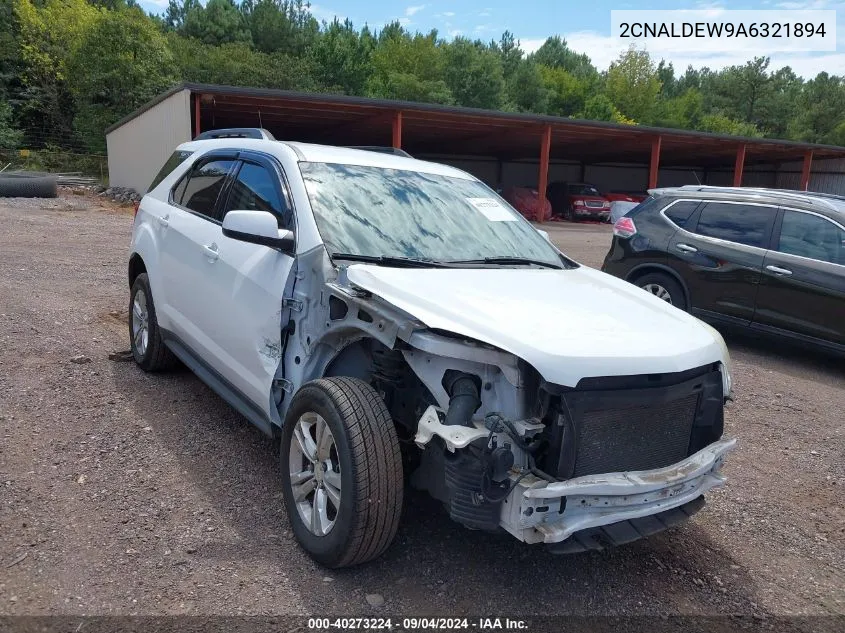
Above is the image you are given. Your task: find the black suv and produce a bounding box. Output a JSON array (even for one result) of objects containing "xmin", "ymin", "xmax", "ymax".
[{"xmin": 602, "ymin": 186, "xmax": 845, "ymax": 354}]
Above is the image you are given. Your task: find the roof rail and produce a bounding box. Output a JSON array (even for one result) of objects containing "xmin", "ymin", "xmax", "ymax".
[
  {"xmin": 654, "ymin": 185, "xmax": 841, "ymax": 211},
  {"xmin": 194, "ymin": 128, "xmax": 276, "ymax": 141},
  {"xmin": 348, "ymin": 145, "xmax": 413, "ymax": 158}
]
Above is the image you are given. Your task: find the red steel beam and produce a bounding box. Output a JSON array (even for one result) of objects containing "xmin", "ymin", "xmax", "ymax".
[
  {"xmin": 538, "ymin": 124, "xmax": 552, "ymax": 205},
  {"xmin": 648, "ymin": 135, "xmax": 662, "ymax": 189},
  {"xmin": 392, "ymin": 111, "xmax": 403, "ymax": 149},
  {"xmin": 194, "ymin": 93, "xmax": 201, "ymax": 137},
  {"xmin": 733, "ymin": 143, "xmax": 746, "ymax": 187},
  {"xmin": 800, "ymin": 150, "xmax": 813, "ymax": 190}
]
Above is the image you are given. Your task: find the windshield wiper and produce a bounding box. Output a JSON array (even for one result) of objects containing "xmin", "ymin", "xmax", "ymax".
[
  {"xmin": 331, "ymin": 253, "xmax": 447, "ymax": 268},
  {"xmin": 445, "ymin": 256, "xmax": 563, "ymax": 269}
]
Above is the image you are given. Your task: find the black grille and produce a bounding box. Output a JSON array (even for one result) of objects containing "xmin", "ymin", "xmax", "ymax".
[
  {"xmin": 572, "ymin": 392, "xmax": 699, "ymax": 477},
  {"xmin": 545, "ymin": 366, "xmax": 724, "ymax": 479}
]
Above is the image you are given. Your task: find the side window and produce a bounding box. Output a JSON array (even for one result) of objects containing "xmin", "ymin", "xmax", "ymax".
[
  {"xmin": 694, "ymin": 202, "xmax": 777, "ymax": 248},
  {"xmin": 663, "ymin": 200, "xmax": 699, "ymax": 228},
  {"xmin": 148, "ymin": 150, "xmax": 193, "ymax": 193},
  {"xmin": 178, "ymin": 159, "xmax": 236, "ymax": 219},
  {"xmin": 778, "ymin": 211, "xmax": 845, "ymax": 265},
  {"xmin": 221, "ymin": 161, "xmax": 290, "ymax": 228}
]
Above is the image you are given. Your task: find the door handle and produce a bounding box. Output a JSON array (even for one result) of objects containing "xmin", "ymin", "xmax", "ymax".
[
  {"xmin": 675, "ymin": 243, "xmax": 698, "ymax": 253},
  {"xmin": 765, "ymin": 264, "xmax": 792, "ymax": 276},
  {"xmin": 202, "ymin": 243, "xmax": 219, "ymax": 262},
  {"xmin": 157, "ymin": 214, "xmax": 169, "ymax": 228}
]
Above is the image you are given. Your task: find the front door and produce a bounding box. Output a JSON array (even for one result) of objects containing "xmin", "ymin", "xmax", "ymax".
[
  {"xmin": 753, "ymin": 208, "xmax": 845, "ymax": 346},
  {"xmin": 667, "ymin": 200, "xmax": 777, "ymax": 324},
  {"xmin": 202, "ymin": 154, "xmax": 297, "ymax": 418}
]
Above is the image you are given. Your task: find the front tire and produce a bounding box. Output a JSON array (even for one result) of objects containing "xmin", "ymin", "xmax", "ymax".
[
  {"xmin": 129, "ymin": 273, "xmax": 177, "ymax": 371},
  {"xmin": 635, "ymin": 272, "xmax": 687, "ymax": 311},
  {"xmin": 280, "ymin": 377, "xmax": 403, "ymax": 568}
]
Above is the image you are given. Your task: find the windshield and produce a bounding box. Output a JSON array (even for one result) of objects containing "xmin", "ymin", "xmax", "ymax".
[
  {"xmin": 568, "ymin": 184, "xmax": 601, "ymax": 196},
  {"xmin": 299, "ymin": 162, "xmax": 563, "ymax": 266}
]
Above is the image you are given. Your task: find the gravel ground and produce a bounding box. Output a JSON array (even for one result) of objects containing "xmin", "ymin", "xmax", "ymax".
[{"xmin": 0, "ymin": 193, "xmax": 843, "ymax": 620}]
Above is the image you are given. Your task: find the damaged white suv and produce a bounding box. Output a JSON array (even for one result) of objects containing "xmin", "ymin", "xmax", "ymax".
[{"xmin": 128, "ymin": 129, "xmax": 736, "ymax": 568}]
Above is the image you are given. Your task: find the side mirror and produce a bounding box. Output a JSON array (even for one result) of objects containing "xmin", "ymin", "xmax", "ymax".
[
  {"xmin": 222, "ymin": 210, "xmax": 294, "ymax": 253},
  {"xmin": 536, "ymin": 229, "xmax": 551, "ymax": 243}
]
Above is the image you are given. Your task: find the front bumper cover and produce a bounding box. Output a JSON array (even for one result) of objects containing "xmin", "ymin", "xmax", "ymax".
[{"xmin": 501, "ymin": 437, "xmax": 736, "ymax": 544}]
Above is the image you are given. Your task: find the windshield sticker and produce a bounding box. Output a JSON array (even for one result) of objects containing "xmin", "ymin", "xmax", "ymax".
[{"xmin": 466, "ymin": 197, "xmax": 517, "ymax": 222}]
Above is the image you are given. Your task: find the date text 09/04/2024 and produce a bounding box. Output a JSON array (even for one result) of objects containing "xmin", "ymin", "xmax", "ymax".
[{"xmin": 307, "ymin": 618, "xmax": 529, "ymax": 631}]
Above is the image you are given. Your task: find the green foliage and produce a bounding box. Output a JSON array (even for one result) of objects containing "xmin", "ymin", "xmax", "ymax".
[
  {"xmin": 0, "ymin": 101, "xmax": 23, "ymax": 149},
  {"xmin": 605, "ymin": 46, "xmax": 661, "ymax": 123},
  {"xmin": 184, "ymin": 0, "xmax": 251, "ymax": 46},
  {"xmin": 699, "ymin": 113, "xmax": 762, "ymax": 137},
  {"xmin": 3, "ymin": 0, "xmax": 845, "ymax": 159},
  {"xmin": 308, "ymin": 19, "xmax": 373, "ymax": 94},
  {"xmin": 67, "ymin": 8, "xmax": 176, "ymax": 151},
  {"xmin": 539, "ymin": 65, "xmax": 588, "ymax": 116},
  {"xmin": 367, "ymin": 29, "xmax": 452, "ymax": 104},
  {"xmin": 443, "ymin": 38, "xmax": 505, "ymax": 110},
  {"xmin": 530, "ymin": 36, "xmax": 597, "ymax": 80}
]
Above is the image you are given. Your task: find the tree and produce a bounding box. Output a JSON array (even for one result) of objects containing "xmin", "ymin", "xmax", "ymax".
[
  {"xmin": 505, "ymin": 60, "xmax": 547, "ymax": 113},
  {"xmin": 67, "ymin": 8, "xmax": 175, "ymax": 151},
  {"xmin": 654, "ymin": 88, "xmax": 704, "ymax": 130},
  {"xmin": 539, "ymin": 65, "xmax": 588, "ymax": 116},
  {"xmin": 443, "ymin": 38, "xmax": 505, "ymax": 109},
  {"xmin": 709, "ymin": 57, "xmax": 772, "ymax": 128},
  {"xmin": 243, "ymin": 0, "xmax": 318, "ymax": 56},
  {"xmin": 699, "ymin": 113, "xmax": 762, "ymax": 137},
  {"xmin": 308, "ymin": 19, "xmax": 373, "ymax": 94},
  {"xmin": 183, "ymin": 0, "xmax": 251, "ymax": 46},
  {"xmin": 14, "ymin": 0, "xmax": 100, "ymax": 147},
  {"xmin": 0, "ymin": 101, "xmax": 23, "ymax": 149},
  {"xmin": 581, "ymin": 93, "xmax": 634, "ymax": 125},
  {"xmin": 492, "ymin": 31, "xmax": 523, "ymax": 83},
  {"xmin": 605, "ymin": 46, "xmax": 661, "ymax": 123},
  {"xmin": 164, "ymin": 0, "xmax": 199, "ymax": 31},
  {"xmin": 530, "ymin": 36, "xmax": 596, "ymax": 80},
  {"xmin": 367, "ymin": 29, "xmax": 452, "ymax": 104},
  {"xmin": 787, "ymin": 72, "xmax": 845, "ymax": 143}
]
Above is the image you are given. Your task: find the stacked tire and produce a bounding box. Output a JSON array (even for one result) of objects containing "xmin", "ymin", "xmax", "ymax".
[{"xmin": 0, "ymin": 172, "xmax": 58, "ymax": 198}]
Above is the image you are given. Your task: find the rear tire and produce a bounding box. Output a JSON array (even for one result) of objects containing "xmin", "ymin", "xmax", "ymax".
[
  {"xmin": 280, "ymin": 377, "xmax": 403, "ymax": 568},
  {"xmin": 634, "ymin": 272, "xmax": 687, "ymax": 311},
  {"xmin": 129, "ymin": 273, "xmax": 178, "ymax": 371}
]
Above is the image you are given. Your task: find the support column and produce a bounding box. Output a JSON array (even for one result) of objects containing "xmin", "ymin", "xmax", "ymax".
[
  {"xmin": 733, "ymin": 144, "xmax": 746, "ymax": 187},
  {"xmin": 538, "ymin": 124, "xmax": 552, "ymax": 203},
  {"xmin": 800, "ymin": 150, "xmax": 813, "ymax": 191},
  {"xmin": 649, "ymin": 135, "xmax": 662, "ymax": 189},
  {"xmin": 392, "ymin": 111, "xmax": 403, "ymax": 149},
  {"xmin": 193, "ymin": 94, "xmax": 201, "ymax": 138}
]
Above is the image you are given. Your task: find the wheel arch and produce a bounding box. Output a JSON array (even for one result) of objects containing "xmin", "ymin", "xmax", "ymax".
[
  {"xmin": 625, "ymin": 263, "xmax": 691, "ymax": 307},
  {"xmin": 128, "ymin": 253, "xmax": 146, "ymax": 288}
]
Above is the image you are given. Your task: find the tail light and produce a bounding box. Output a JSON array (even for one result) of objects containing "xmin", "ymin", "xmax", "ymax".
[
  {"xmin": 613, "ymin": 216, "xmax": 637, "ymax": 238},
  {"xmin": 602, "ymin": 200, "xmax": 611, "ymax": 209},
  {"xmin": 133, "ymin": 201, "xmax": 140, "ymax": 219}
]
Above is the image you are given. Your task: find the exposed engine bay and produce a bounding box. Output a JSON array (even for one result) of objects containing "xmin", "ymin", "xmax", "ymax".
[{"xmin": 362, "ymin": 329, "xmax": 734, "ymax": 549}]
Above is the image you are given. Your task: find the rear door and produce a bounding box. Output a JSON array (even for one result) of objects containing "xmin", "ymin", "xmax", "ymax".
[
  {"xmin": 158, "ymin": 153, "xmax": 237, "ymax": 358},
  {"xmin": 204, "ymin": 153, "xmax": 297, "ymax": 415},
  {"xmin": 753, "ymin": 208, "xmax": 845, "ymax": 346},
  {"xmin": 666, "ymin": 200, "xmax": 778, "ymax": 324}
]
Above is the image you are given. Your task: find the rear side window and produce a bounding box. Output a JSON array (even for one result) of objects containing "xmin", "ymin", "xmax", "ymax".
[
  {"xmin": 148, "ymin": 150, "xmax": 192, "ymax": 193},
  {"xmin": 663, "ymin": 200, "xmax": 699, "ymax": 228},
  {"xmin": 177, "ymin": 159, "xmax": 236, "ymax": 219},
  {"xmin": 778, "ymin": 211, "xmax": 845, "ymax": 265},
  {"xmin": 694, "ymin": 202, "xmax": 777, "ymax": 248}
]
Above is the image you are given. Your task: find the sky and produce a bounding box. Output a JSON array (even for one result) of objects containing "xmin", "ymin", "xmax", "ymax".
[{"xmin": 138, "ymin": 0, "xmax": 845, "ymax": 78}]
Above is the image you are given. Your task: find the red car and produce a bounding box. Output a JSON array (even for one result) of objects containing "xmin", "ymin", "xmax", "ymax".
[{"xmin": 547, "ymin": 182, "xmax": 611, "ymax": 222}]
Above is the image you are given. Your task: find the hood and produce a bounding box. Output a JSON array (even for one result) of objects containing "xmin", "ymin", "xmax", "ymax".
[{"xmin": 346, "ymin": 264, "xmax": 728, "ymax": 387}]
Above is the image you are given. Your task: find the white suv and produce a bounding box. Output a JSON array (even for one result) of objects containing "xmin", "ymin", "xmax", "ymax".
[{"xmin": 128, "ymin": 129, "xmax": 736, "ymax": 568}]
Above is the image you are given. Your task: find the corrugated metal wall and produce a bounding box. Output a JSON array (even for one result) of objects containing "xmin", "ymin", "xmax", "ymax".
[{"xmin": 106, "ymin": 89, "xmax": 192, "ymax": 193}]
